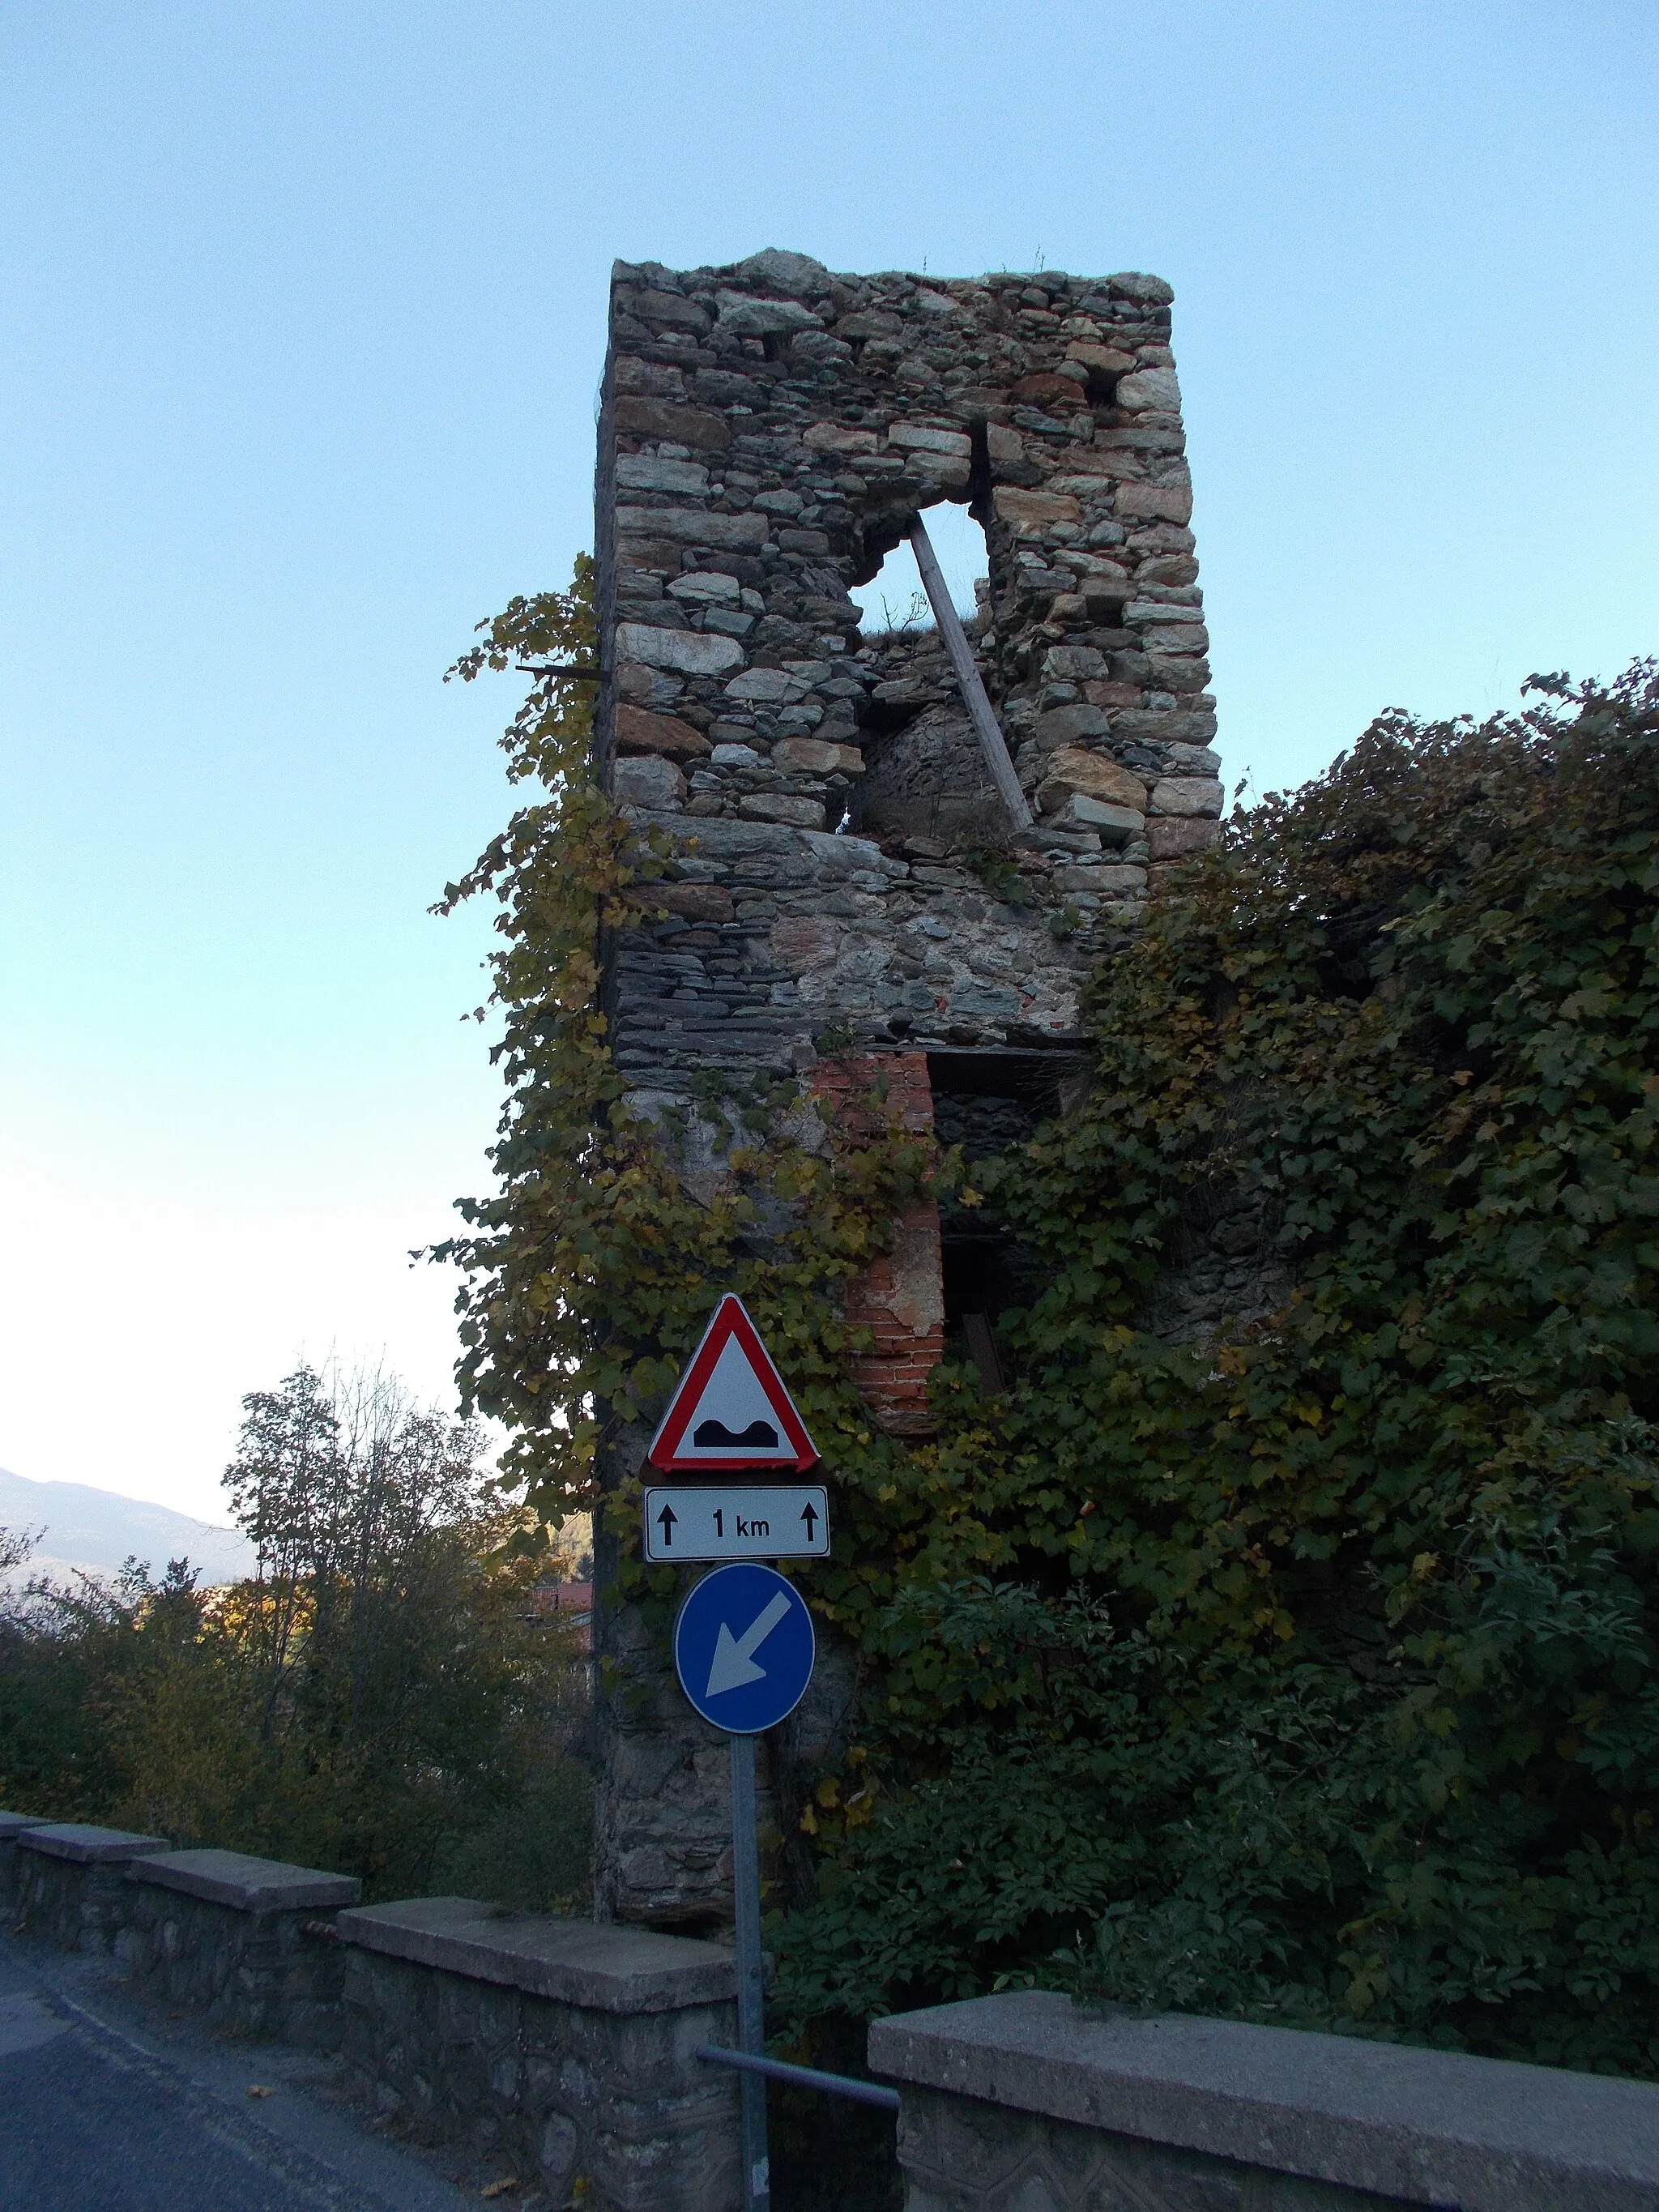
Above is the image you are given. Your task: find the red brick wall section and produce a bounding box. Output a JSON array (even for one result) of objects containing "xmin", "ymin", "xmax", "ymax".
[{"xmin": 808, "ymin": 1053, "xmax": 945, "ymax": 1436}]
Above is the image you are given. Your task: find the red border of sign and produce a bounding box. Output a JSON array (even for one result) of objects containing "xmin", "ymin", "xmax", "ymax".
[{"xmin": 647, "ymin": 1295, "xmax": 819, "ymax": 1473}]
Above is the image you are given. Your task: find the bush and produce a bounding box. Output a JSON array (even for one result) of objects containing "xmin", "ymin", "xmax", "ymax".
[
  {"xmin": 775, "ymin": 664, "xmax": 1659, "ymax": 2075},
  {"xmin": 0, "ymin": 1365, "xmax": 593, "ymax": 1902},
  {"xmin": 439, "ymin": 583, "xmax": 1659, "ymax": 2073}
]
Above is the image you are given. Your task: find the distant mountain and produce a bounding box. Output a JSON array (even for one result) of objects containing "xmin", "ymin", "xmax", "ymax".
[{"xmin": 0, "ymin": 1467, "xmax": 256, "ymax": 1588}]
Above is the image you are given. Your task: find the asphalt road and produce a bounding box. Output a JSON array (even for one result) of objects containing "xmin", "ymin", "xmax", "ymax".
[{"xmin": 0, "ymin": 1929, "xmax": 476, "ymax": 2212}]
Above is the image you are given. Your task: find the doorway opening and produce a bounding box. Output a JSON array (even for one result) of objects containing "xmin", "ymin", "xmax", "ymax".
[{"xmin": 926, "ymin": 1049, "xmax": 1085, "ymax": 1395}]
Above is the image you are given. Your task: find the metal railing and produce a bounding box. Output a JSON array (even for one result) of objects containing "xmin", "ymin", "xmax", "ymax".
[{"xmin": 697, "ymin": 2043, "xmax": 901, "ymax": 2114}]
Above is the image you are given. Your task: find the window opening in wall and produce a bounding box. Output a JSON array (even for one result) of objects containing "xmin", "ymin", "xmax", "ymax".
[
  {"xmin": 850, "ymin": 502, "xmax": 988, "ymax": 637},
  {"xmin": 848, "ymin": 506, "xmax": 1002, "ymax": 851},
  {"xmin": 926, "ymin": 1050, "xmax": 1085, "ymax": 1397}
]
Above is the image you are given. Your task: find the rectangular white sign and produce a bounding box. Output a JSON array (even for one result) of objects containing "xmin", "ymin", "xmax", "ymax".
[{"xmin": 642, "ymin": 1485, "xmax": 830, "ymax": 1563}]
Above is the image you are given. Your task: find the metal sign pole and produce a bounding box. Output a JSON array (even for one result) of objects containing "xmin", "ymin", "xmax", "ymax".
[
  {"xmin": 670, "ymin": 1488, "xmax": 815, "ymax": 2210},
  {"xmin": 728, "ymin": 1732, "xmax": 770, "ymax": 2212}
]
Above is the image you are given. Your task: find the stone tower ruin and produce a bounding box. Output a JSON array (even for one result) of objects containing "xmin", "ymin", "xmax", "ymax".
[{"xmin": 591, "ymin": 250, "xmax": 1219, "ymax": 1925}]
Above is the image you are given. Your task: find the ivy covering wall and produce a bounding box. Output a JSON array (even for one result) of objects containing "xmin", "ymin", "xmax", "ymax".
[{"xmin": 443, "ymin": 578, "xmax": 1659, "ymax": 2074}]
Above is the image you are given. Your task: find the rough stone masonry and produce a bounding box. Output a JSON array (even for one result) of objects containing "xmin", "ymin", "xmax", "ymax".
[{"xmin": 592, "ymin": 250, "xmax": 1220, "ymax": 1927}]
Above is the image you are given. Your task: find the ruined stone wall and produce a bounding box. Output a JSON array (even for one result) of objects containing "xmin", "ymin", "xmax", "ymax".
[
  {"xmin": 592, "ymin": 249, "xmax": 1221, "ymax": 1927},
  {"xmin": 599, "ymin": 246, "xmax": 1219, "ymax": 1091}
]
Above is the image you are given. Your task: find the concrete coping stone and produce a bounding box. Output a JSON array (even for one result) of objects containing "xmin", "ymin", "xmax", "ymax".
[
  {"xmin": 0, "ymin": 1812, "xmax": 50, "ymax": 1838},
  {"xmin": 125, "ymin": 1847, "xmax": 361, "ymax": 1913},
  {"xmin": 337, "ymin": 1896, "xmax": 736, "ymax": 2015},
  {"xmin": 16, "ymin": 1822, "xmax": 172, "ymax": 1866},
  {"xmin": 867, "ymin": 1990, "xmax": 1659, "ymax": 2212}
]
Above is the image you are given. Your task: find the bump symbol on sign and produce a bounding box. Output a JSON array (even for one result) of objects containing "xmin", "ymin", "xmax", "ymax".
[
  {"xmin": 648, "ymin": 1296, "xmax": 817, "ymax": 1473},
  {"xmin": 695, "ymin": 1418, "xmax": 778, "ymax": 1451}
]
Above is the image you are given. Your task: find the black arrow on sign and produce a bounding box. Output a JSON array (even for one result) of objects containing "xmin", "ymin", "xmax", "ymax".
[
  {"xmin": 800, "ymin": 1502, "xmax": 818, "ymax": 1541},
  {"xmin": 657, "ymin": 1503, "xmax": 677, "ymax": 1548}
]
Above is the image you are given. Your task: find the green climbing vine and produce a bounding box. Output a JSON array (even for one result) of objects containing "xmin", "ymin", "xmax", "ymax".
[
  {"xmin": 433, "ymin": 561, "xmax": 970, "ymax": 1624},
  {"xmin": 441, "ymin": 579, "xmax": 1659, "ymax": 2073},
  {"xmin": 777, "ymin": 659, "xmax": 1659, "ymax": 2074}
]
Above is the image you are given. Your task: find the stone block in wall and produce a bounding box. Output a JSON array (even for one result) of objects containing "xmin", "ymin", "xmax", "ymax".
[
  {"xmin": 615, "ymin": 754, "xmax": 687, "ymax": 809},
  {"xmin": 1114, "ymin": 480, "xmax": 1194, "ymax": 525},
  {"xmin": 1032, "ymin": 703, "xmax": 1111, "ymax": 749},
  {"xmin": 652, "ymin": 882, "xmax": 735, "ymax": 924},
  {"xmin": 13, "ymin": 1821, "xmax": 171, "ymax": 1954},
  {"xmin": 1165, "ymin": 741, "xmax": 1222, "ymax": 775},
  {"xmin": 869, "ymin": 1989, "xmax": 1659, "ymax": 2212},
  {"xmin": 0, "ymin": 1809, "xmax": 49, "ymax": 1915},
  {"xmin": 336, "ymin": 1896, "xmax": 740, "ymax": 2211},
  {"xmin": 1034, "ymin": 749, "xmax": 1148, "ymax": 818},
  {"xmin": 1147, "ymin": 816, "xmax": 1219, "ymax": 862},
  {"xmin": 120, "ymin": 1847, "xmax": 361, "ymax": 2047},
  {"xmin": 616, "ymin": 705, "xmax": 711, "ymax": 759},
  {"xmin": 616, "ymin": 624, "xmax": 745, "ymax": 679},
  {"xmin": 1055, "ymin": 862, "xmax": 1147, "ymax": 899},
  {"xmin": 1149, "ymin": 775, "xmax": 1224, "ymax": 818},
  {"xmin": 614, "ymin": 509, "xmax": 766, "ymax": 553},
  {"xmin": 1056, "ymin": 796, "xmax": 1145, "ymax": 841},
  {"xmin": 612, "ymin": 398, "xmax": 730, "ymax": 452}
]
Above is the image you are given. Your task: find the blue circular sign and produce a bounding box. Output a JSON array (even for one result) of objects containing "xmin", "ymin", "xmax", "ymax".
[{"xmin": 672, "ymin": 1562, "xmax": 816, "ymax": 1735}]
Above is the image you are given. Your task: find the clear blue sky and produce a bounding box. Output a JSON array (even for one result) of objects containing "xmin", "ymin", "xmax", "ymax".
[{"xmin": 2, "ymin": 1, "xmax": 1653, "ymax": 1522}]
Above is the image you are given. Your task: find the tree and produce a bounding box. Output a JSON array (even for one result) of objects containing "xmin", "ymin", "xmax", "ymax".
[
  {"xmin": 0, "ymin": 1539, "xmax": 207, "ymax": 1822},
  {"xmin": 222, "ymin": 1362, "xmax": 339, "ymax": 1735},
  {"xmin": 0, "ymin": 1523, "xmax": 36, "ymax": 1584},
  {"xmin": 2, "ymin": 1366, "xmax": 592, "ymax": 1902},
  {"xmin": 224, "ymin": 1362, "xmax": 484, "ymax": 1753},
  {"xmin": 205, "ymin": 1361, "xmax": 571, "ymax": 1885}
]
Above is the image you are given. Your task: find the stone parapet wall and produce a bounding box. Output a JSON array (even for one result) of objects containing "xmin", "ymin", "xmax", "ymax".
[
  {"xmin": 336, "ymin": 1897, "xmax": 740, "ymax": 2211},
  {"xmin": 0, "ymin": 1813, "xmax": 746, "ymax": 2210},
  {"xmin": 118, "ymin": 1846, "xmax": 360, "ymax": 2045},
  {"xmin": 0, "ymin": 1810, "xmax": 47, "ymax": 1914},
  {"xmin": 868, "ymin": 1990, "xmax": 1659, "ymax": 2212},
  {"xmin": 13, "ymin": 1821, "xmax": 171, "ymax": 1954},
  {"xmin": 893, "ymin": 2084, "xmax": 1392, "ymax": 2211}
]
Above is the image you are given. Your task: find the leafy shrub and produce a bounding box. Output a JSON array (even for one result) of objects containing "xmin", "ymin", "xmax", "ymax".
[
  {"xmin": 440, "ymin": 579, "xmax": 1659, "ymax": 2073},
  {"xmin": 776, "ymin": 664, "xmax": 1659, "ymax": 2074},
  {"xmin": 0, "ymin": 1365, "xmax": 592, "ymax": 1902}
]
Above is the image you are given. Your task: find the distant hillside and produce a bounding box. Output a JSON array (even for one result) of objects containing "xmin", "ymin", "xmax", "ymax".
[{"xmin": 0, "ymin": 1467, "xmax": 256, "ymax": 1587}]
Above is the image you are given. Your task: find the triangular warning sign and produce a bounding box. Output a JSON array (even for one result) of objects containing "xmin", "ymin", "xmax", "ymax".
[{"xmin": 647, "ymin": 1296, "xmax": 818, "ymax": 1473}]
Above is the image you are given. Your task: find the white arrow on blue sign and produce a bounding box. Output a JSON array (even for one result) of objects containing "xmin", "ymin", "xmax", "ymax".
[{"xmin": 672, "ymin": 1562, "xmax": 816, "ymax": 1735}]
